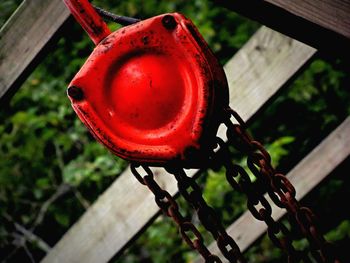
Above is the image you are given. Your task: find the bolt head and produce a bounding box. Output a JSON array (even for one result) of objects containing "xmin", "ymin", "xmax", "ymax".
[
  {"xmin": 67, "ymin": 86, "xmax": 84, "ymax": 100},
  {"xmin": 162, "ymin": 15, "xmax": 177, "ymax": 30}
]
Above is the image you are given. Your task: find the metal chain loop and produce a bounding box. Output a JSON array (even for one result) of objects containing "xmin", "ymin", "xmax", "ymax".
[
  {"xmin": 222, "ymin": 107, "xmax": 339, "ymax": 263},
  {"xmin": 63, "ymin": 4, "xmax": 342, "ymax": 262},
  {"xmin": 216, "ymin": 137, "xmax": 300, "ymax": 262},
  {"xmin": 166, "ymin": 166, "xmax": 246, "ymax": 263},
  {"xmin": 130, "ymin": 164, "xmax": 222, "ymax": 263},
  {"xmin": 129, "ymin": 105, "xmax": 338, "ymax": 263}
]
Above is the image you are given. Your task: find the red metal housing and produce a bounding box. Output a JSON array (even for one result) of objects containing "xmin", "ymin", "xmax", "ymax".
[{"xmin": 66, "ymin": 4, "xmax": 228, "ymax": 165}]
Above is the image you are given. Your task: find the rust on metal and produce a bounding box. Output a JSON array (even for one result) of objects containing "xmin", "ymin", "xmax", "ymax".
[
  {"xmin": 131, "ymin": 164, "xmax": 223, "ymax": 263},
  {"xmin": 166, "ymin": 166, "xmax": 246, "ymax": 263},
  {"xmin": 220, "ymin": 107, "xmax": 339, "ymax": 263},
  {"xmin": 63, "ymin": 1, "xmax": 338, "ymax": 262}
]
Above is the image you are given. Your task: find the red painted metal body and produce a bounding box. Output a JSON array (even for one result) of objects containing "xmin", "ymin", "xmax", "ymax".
[
  {"xmin": 62, "ymin": 0, "xmax": 111, "ymax": 45},
  {"xmin": 64, "ymin": 0, "xmax": 229, "ymax": 165}
]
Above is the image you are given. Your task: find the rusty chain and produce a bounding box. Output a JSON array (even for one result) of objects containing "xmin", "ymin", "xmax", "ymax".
[
  {"xmin": 165, "ymin": 166, "xmax": 246, "ymax": 263},
  {"xmin": 216, "ymin": 137, "xmax": 305, "ymax": 262},
  {"xmin": 129, "ymin": 107, "xmax": 338, "ymax": 263},
  {"xmin": 130, "ymin": 164, "xmax": 223, "ymax": 263},
  {"xmin": 61, "ymin": 3, "xmax": 341, "ymax": 262},
  {"xmin": 220, "ymin": 107, "xmax": 339, "ymax": 263}
]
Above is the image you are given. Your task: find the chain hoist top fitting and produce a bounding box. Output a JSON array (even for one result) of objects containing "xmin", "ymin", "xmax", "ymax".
[{"xmin": 64, "ymin": 0, "xmax": 229, "ymax": 166}]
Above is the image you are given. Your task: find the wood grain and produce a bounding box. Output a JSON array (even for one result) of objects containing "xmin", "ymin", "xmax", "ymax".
[
  {"xmin": 198, "ymin": 116, "xmax": 350, "ymax": 262},
  {"xmin": 214, "ymin": 0, "xmax": 350, "ymax": 57},
  {"xmin": 0, "ymin": 0, "xmax": 69, "ymax": 101},
  {"xmin": 266, "ymin": 0, "xmax": 350, "ymax": 39},
  {"xmin": 42, "ymin": 27, "xmax": 316, "ymax": 263}
]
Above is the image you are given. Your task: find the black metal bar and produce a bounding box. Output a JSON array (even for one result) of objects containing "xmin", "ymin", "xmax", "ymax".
[{"xmin": 93, "ymin": 5, "xmax": 141, "ymax": 26}]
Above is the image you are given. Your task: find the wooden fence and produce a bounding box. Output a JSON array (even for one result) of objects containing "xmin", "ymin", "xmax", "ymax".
[{"xmin": 1, "ymin": 0, "xmax": 349, "ymax": 262}]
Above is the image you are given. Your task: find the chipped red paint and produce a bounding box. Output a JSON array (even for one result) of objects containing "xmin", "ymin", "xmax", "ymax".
[
  {"xmin": 65, "ymin": 1, "xmax": 228, "ymax": 165},
  {"xmin": 62, "ymin": 0, "xmax": 111, "ymax": 45}
]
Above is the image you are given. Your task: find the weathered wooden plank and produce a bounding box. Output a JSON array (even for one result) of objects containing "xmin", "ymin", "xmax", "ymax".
[
  {"xmin": 265, "ymin": 0, "xmax": 350, "ymax": 39},
  {"xmin": 42, "ymin": 27, "xmax": 316, "ymax": 263},
  {"xmin": 199, "ymin": 116, "xmax": 350, "ymax": 262},
  {"xmin": 221, "ymin": 27, "xmax": 315, "ymax": 125},
  {"xmin": 214, "ymin": 0, "xmax": 350, "ymax": 56},
  {"xmin": 0, "ymin": 0, "xmax": 70, "ymax": 102}
]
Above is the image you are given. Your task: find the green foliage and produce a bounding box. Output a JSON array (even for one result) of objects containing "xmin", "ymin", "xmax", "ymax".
[
  {"xmin": 1, "ymin": 1, "xmax": 127, "ymax": 260},
  {"xmin": 1, "ymin": 0, "xmax": 349, "ymax": 262},
  {"xmin": 0, "ymin": 0, "xmax": 22, "ymax": 27},
  {"xmin": 266, "ymin": 136, "xmax": 295, "ymax": 167},
  {"xmin": 326, "ymin": 220, "xmax": 350, "ymax": 242}
]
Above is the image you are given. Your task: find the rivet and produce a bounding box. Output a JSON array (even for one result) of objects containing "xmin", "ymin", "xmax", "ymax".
[
  {"xmin": 162, "ymin": 15, "xmax": 177, "ymax": 30},
  {"xmin": 67, "ymin": 86, "xmax": 84, "ymax": 101}
]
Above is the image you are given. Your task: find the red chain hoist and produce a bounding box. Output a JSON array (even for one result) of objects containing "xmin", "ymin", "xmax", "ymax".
[{"xmin": 62, "ymin": 1, "xmax": 339, "ymax": 262}]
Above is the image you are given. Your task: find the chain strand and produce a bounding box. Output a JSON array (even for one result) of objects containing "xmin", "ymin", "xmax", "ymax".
[
  {"xmin": 131, "ymin": 164, "xmax": 222, "ymax": 263},
  {"xmin": 216, "ymin": 137, "xmax": 301, "ymax": 262},
  {"xmin": 128, "ymin": 106, "xmax": 338, "ymax": 263},
  {"xmin": 222, "ymin": 107, "xmax": 339, "ymax": 263},
  {"xmin": 166, "ymin": 166, "xmax": 246, "ymax": 263}
]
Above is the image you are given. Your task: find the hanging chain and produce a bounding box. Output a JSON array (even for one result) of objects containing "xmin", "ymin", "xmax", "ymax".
[
  {"xmin": 64, "ymin": 3, "xmax": 341, "ymax": 262},
  {"xmin": 216, "ymin": 137, "xmax": 305, "ymax": 262},
  {"xmin": 131, "ymin": 164, "xmax": 223, "ymax": 263},
  {"xmin": 165, "ymin": 166, "xmax": 246, "ymax": 263},
  {"xmin": 219, "ymin": 107, "xmax": 339, "ymax": 263},
  {"xmin": 129, "ymin": 106, "xmax": 338, "ymax": 263}
]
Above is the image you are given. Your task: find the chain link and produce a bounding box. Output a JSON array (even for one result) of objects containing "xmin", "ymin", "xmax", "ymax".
[
  {"xmin": 129, "ymin": 106, "xmax": 338, "ymax": 263},
  {"xmin": 166, "ymin": 166, "xmax": 246, "ymax": 263},
  {"xmin": 67, "ymin": 4, "xmax": 341, "ymax": 262},
  {"xmin": 216, "ymin": 137, "xmax": 301, "ymax": 262},
  {"xmin": 130, "ymin": 164, "xmax": 222, "ymax": 263},
  {"xmin": 221, "ymin": 107, "xmax": 339, "ymax": 263}
]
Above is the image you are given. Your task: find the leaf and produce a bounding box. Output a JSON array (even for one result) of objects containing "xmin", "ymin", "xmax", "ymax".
[
  {"xmin": 36, "ymin": 177, "xmax": 50, "ymax": 189},
  {"xmin": 33, "ymin": 188, "xmax": 43, "ymax": 200},
  {"xmin": 325, "ymin": 220, "xmax": 350, "ymax": 241},
  {"xmin": 54, "ymin": 212, "xmax": 70, "ymax": 227},
  {"xmin": 266, "ymin": 136, "xmax": 295, "ymax": 167}
]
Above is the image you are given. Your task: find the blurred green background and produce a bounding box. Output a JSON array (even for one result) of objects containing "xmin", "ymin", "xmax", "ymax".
[{"xmin": 0, "ymin": 0, "xmax": 349, "ymax": 262}]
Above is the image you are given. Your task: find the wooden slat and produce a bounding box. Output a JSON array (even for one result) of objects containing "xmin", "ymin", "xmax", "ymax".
[
  {"xmin": 199, "ymin": 116, "xmax": 350, "ymax": 262},
  {"xmin": 42, "ymin": 26, "xmax": 316, "ymax": 263},
  {"xmin": 0, "ymin": 0, "xmax": 69, "ymax": 102},
  {"xmin": 214, "ymin": 0, "xmax": 350, "ymax": 56},
  {"xmin": 265, "ymin": 0, "xmax": 350, "ymax": 39}
]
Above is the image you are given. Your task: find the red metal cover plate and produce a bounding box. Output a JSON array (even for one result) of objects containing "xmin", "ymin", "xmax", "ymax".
[{"xmin": 68, "ymin": 13, "xmax": 228, "ymax": 164}]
